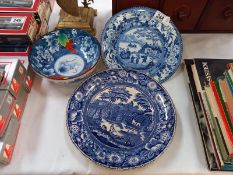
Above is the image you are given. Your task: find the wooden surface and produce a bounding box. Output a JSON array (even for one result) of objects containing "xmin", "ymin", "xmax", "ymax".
[
  {"xmin": 113, "ymin": 0, "xmax": 159, "ymax": 14},
  {"xmin": 112, "ymin": 0, "xmax": 233, "ymax": 33},
  {"xmin": 198, "ymin": 0, "xmax": 233, "ymax": 31},
  {"xmin": 161, "ymin": 0, "xmax": 208, "ymax": 31}
]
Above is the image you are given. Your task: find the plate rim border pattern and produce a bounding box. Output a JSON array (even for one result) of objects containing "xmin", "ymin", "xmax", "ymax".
[
  {"xmin": 66, "ymin": 68, "xmax": 177, "ymax": 169},
  {"xmin": 100, "ymin": 6, "xmax": 183, "ymax": 83}
]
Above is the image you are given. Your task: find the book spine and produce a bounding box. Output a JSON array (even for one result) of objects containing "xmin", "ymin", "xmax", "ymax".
[
  {"xmin": 210, "ymin": 81, "xmax": 233, "ymax": 154},
  {"xmin": 199, "ymin": 92, "xmax": 221, "ymax": 168},
  {"xmin": 219, "ymin": 78, "xmax": 233, "ymax": 127},
  {"xmin": 226, "ymin": 72, "xmax": 233, "ymax": 95},
  {"xmin": 215, "ymin": 119, "xmax": 233, "ymax": 171},
  {"xmin": 204, "ymin": 92, "xmax": 233, "ymax": 163},
  {"xmin": 185, "ymin": 62, "xmax": 219, "ymax": 170},
  {"xmin": 215, "ymin": 81, "xmax": 233, "ymax": 129},
  {"xmin": 191, "ymin": 64, "xmax": 203, "ymax": 92},
  {"xmin": 189, "ymin": 86, "xmax": 218, "ymax": 170},
  {"xmin": 223, "ymin": 164, "xmax": 233, "ymax": 171}
]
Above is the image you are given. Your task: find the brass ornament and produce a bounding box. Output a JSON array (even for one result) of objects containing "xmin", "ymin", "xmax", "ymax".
[
  {"xmin": 56, "ymin": 0, "xmax": 79, "ymax": 16},
  {"xmin": 56, "ymin": 0, "xmax": 96, "ymax": 36}
]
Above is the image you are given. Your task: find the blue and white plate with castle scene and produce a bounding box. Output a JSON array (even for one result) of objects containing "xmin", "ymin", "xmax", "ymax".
[
  {"xmin": 67, "ymin": 69, "xmax": 176, "ymax": 169},
  {"xmin": 29, "ymin": 29, "xmax": 100, "ymax": 83},
  {"xmin": 101, "ymin": 7, "xmax": 183, "ymax": 83}
]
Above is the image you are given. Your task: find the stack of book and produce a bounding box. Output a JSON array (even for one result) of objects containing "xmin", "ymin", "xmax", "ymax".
[{"xmin": 185, "ymin": 58, "xmax": 233, "ymax": 171}]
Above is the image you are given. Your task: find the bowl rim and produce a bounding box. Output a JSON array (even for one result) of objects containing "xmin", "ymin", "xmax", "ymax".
[
  {"xmin": 29, "ymin": 28, "xmax": 101, "ymax": 81},
  {"xmin": 42, "ymin": 60, "xmax": 99, "ymax": 83}
]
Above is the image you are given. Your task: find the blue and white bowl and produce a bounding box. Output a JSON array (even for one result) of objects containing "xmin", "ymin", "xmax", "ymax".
[
  {"xmin": 29, "ymin": 28, "xmax": 101, "ymax": 83},
  {"xmin": 101, "ymin": 7, "xmax": 183, "ymax": 83}
]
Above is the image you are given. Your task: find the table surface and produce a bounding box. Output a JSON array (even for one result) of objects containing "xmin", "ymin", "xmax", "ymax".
[{"xmin": 1, "ymin": 1, "xmax": 233, "ymax": 175}]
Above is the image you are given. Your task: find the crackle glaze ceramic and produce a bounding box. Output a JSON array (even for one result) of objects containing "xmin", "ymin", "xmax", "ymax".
[
  {"xmin": 67, "ymin": 69, "xmax": 176, "ymax": 169},
  {"xmin": 29, "ymin": 28, "xmax": 100, "ymax": 82},
  {"xmin": 101, "ymin": 7, "xmax": 183, "ymax": 83}
]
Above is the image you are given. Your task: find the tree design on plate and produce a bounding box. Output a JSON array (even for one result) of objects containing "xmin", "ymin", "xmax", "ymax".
[
  {"xmin": 86, "ymin": 86, "xmax": 155, "ymax": 149},
  {"xmin": 117, "ymin": 27, "xmax": 165, "ymax": 71}
]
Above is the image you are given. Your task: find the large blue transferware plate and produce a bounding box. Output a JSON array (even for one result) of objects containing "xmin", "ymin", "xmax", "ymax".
[
  {"xmin": 101, "ymin": 7, "xmax": 183, "ymax": 83},
  {"xmin": 67, "ymin": 69, "xmax": 176, "ymax": 169},
  {"xmin": 29, "ymin": 29, "xmax": 100, "ymax": 81}
]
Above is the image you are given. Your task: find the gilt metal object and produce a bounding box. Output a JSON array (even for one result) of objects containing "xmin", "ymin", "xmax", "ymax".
[
  {"xmin": 56, "ymin": 0, "xmax": 96, "ymax": 36},
  {"xmin": 57, "ymin": 0, "xmax": 79, "ymax": 16}
]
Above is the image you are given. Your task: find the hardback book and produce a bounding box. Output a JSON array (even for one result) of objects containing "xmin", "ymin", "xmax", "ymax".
[
  {"xmin": 209, "ymin": 80, "xmax": 233, "ymax": 155},
  {"xmin": 205, "ymin": 85, "xmax": 233, "ymax": 163},
  {"xmin": 184, "ymin": 59, "xmax": 233, "ymax": 170},
  {"xmin": 190, "ymin": 59, "xmax": 233, "ymax": 154},
  {"xmin": 201, "ymin": 91, "xmax": 225, "ymax": 166},
  {"xmin": 215, "ymin": 79, "xmax": 233, "ymax": 129},
  {"xmin": 202, "ymin": 90, "xmax": 233, "ymax": 169},
  {"xmin": 184, "ymin": 59, "xmax": 220, "ymax": 170},
  {"xmin": 218, "ymin": 78, "xmax": 233, "ymax": 127}
]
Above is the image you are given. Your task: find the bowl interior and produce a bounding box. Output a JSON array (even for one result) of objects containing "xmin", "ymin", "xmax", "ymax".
[{"xmin": 29, "ymin": 29, "xmax": 100, "ymax": 80}]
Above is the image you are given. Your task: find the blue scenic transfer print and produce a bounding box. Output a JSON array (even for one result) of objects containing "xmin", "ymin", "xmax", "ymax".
[
  {"xmin": 87, "ymin": 86, "xmax": 155, "ymax": 149},
  {"xmin": 101, "ymin": 7, "xmax": 183, "ymax": 83},
  {"xmin": 67, "ymin": 69, "xmax": 176, "ymax": 169}
]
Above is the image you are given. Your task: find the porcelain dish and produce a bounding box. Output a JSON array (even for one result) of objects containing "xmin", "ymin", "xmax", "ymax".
[
  {"xmin": 29, "ymin": 28, "xmax": 100, "ymax": 83},
  {"xmin": 101, "ymin": 7, "xmax": 183, "ymax": 83},
  {"xmin": 67, "ymin": 69, "xmax": 176, "ymax": 169}
]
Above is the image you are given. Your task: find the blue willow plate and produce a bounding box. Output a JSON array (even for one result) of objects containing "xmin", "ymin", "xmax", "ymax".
[
  {"xmin": 101, "ymin": 7, "xmax": 183, "ymax": 83},
  {"xmin": 29, "ymin": 29, "xmax": 100, "ymax": 80},
  {"xmin": 67, "ymin": 69, "xmax": 176, "ymax": 169}
]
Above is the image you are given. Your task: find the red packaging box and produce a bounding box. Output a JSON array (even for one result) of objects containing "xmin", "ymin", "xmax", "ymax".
[
  {"xmin": 0, "ymin": 13, "xmax": 39, "ymax": 48},
  {"xmin": 0, "ymin": 0, "xmax": 46, "ymax": 24},
  {"xmin": 24, "ymin": 67, "xmax": 34, "ymax": 93},
  {"xmin": 0, "ymin": 59, "xmax": 26, "ymax": 98},
  {"xmin": 19, "ymin": 58, "xmax": 35, "ymax": 92},
  {"xmin": 0, "ymin": 47, "xmax": 30, "ymax": 57},
  {"xmin": 0, "ymin": 56, "xmax": 35, "ymax": 93},
  {"xmin": 12, "ymin": 86, "xmax": 28, "ymax": 121},
  {"xmin": 0, "ymin": 66, "xmax": 4, "ymax": 82},
  {"xmin": 0, "ymin": 117, "xmax": 20, "ymax": 164},
  {"xmin": 0, "ymin": 90, "xmax": 15, "ymax": 137}
]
